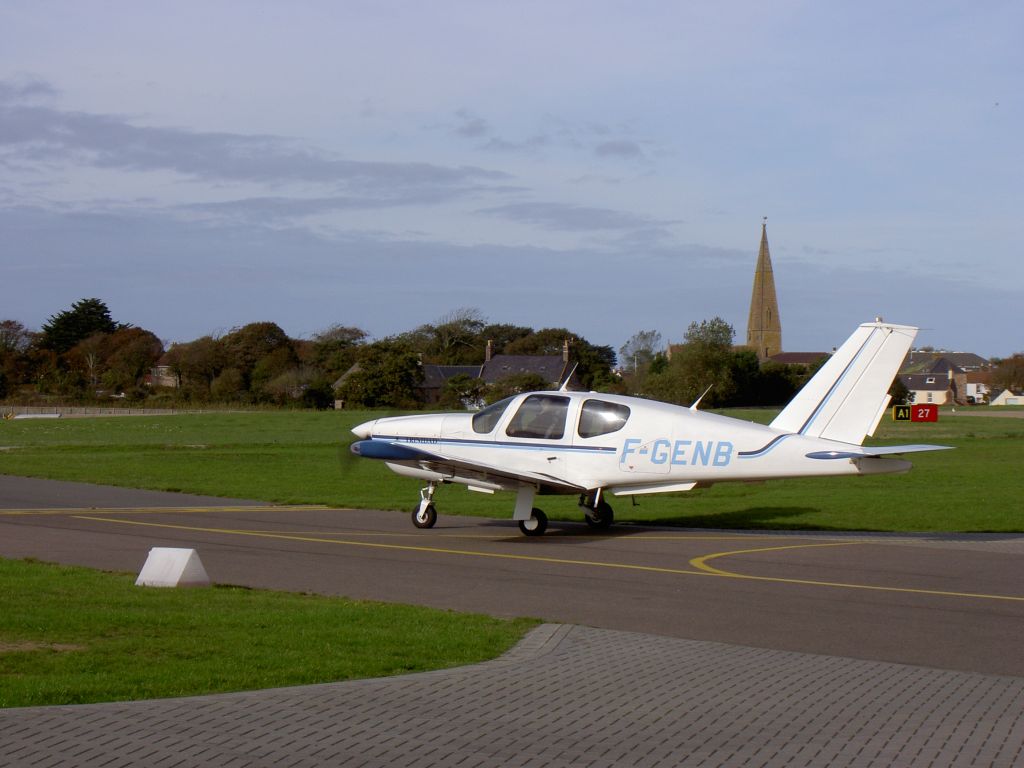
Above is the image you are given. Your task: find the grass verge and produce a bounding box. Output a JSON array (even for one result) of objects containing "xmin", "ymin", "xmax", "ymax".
[
  {"xmin": 1, "ymin": 408, "xmax": 1022, "ymax": 531},
  {"xmin": 0, "ymin": 558, "xmax": 538, "ymax": 708}
]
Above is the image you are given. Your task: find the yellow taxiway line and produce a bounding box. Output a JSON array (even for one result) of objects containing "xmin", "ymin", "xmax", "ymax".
[
  {"xmin": 70, "ymin": 514, "xmax": 1024, "ymax": 604},
  {"xmin": 689, "ymin": 542, "xmax": 1024, "ymax": 603}
]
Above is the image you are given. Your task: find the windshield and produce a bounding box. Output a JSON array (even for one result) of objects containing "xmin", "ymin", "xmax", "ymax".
[
  {"xmin": 506, "ymin": 394, "xmax": 570, "ymax": 440},
  {"xmin": 472, "ymin": 396, "xmax": 516, "ymax": 434}
]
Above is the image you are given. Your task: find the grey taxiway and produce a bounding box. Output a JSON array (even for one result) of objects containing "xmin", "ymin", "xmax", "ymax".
[{"xmin": 2, "ymin": 475, "xmax": 1023, "ymax": 767}]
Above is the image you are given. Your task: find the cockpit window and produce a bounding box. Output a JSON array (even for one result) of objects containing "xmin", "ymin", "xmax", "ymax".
[
  {"xmin": 577, "ymin": 399, "xmax": 630, "ymax": 438},
  {"xmin": 505, "ymin": 394, "xmax": 570, "ymax": 440},
  {"xmin": 472, "ymin": 396, "xmax": 515, "ymax": 434}
]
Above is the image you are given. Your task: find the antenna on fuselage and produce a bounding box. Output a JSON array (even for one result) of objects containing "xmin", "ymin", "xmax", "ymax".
[
  {"xmin": 559, "ymin": 363, "xmax": 579, "ymax": 392},
  {"xmin": 690, "ymin": 384, "xmax": 713, "ymax": 411}
]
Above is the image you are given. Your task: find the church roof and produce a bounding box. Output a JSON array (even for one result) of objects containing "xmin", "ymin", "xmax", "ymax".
[{"xmin": 745, "ymin": 220, "xmax": 782, "ymax": 361}]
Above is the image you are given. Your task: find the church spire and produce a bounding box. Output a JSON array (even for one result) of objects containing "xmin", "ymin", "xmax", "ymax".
[{"xmin": 746, "ymin": 218, "xmax": 782, "ymax": 361}]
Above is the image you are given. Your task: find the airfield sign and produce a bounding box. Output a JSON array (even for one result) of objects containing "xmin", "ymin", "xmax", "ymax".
[{"xmin": 893, "ymin": 404, "xmax": 939, "ymax": 422}]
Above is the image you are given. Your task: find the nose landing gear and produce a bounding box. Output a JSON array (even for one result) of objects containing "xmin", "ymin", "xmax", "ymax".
[{"xmin": 412, "ymin": 482, "xmax": 439, "ymax": 528}]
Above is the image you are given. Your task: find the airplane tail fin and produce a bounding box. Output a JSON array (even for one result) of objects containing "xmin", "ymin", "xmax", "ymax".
[{"xmin": 770, "ymin": 320, "xmax": 917, "ymax": 445}]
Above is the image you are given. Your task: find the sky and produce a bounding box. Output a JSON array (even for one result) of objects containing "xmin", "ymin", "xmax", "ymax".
[{"xmin": 1, "ymin": 1, "xmax": 1021, "ymax": 359}]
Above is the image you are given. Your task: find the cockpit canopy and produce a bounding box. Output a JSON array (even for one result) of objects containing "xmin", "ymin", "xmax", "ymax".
[{"xmin": 472, "ymin": 394, "xmax": 630, "ymax": 440}]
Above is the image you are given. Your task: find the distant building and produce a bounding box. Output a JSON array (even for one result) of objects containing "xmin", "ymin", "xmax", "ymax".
[
  {"xmin": 900, "ymin": 359, "xmax": 970, "ymax": 406},
  {"xmin": 767, "ymin": 352, "xmax": 829, "ymax": 367},
  {"xmin": 899, "ymin": 351, "xmax": 992, "ymax": 404},
  {"xmin": 745, "ymin": 219, "xmax": 782, "ymax": 361},
  {"xmin": 147, "ymin": 352, "xmax": 180, "ymax": 388},
  {"xmin": 421, "ymin": 339, "xmax": 580, "ymax": 404},
  {"xmin": 965, "ymin": 370, "xmax": 991, "ymax": 404},
  {"xmin": 903, "ymin": 350, "xmax": 990, "ymax": 373},
  {"xmin": 901, "ymin": 372, "xmax": 955, "ymax": 406},
  {"xmin": 990, "ymin": 389, "xmax": 1024, "ymax": 406}
]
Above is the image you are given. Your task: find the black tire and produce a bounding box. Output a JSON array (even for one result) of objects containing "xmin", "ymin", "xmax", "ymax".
[
  {"xmin": 518, "ymin": 508, "xmax": 548, "ymax": 536},
  {"xmin": 411, "ymin": 503, "xmax": 437, "ymax": 529},
  {"xmin": 584, "ymin": 499, "xmax": 614, "ymax": 530}
]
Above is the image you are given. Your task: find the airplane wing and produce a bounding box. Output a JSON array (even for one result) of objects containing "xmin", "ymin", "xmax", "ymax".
[{"xmin": 351, "ymin": 439, "xmax": 586, "ymax": 492}]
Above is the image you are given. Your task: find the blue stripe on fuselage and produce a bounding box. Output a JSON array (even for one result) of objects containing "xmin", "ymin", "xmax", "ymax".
[{"xmin": 370, "ymin": 435, "xmax": 619, "ymax": 455}]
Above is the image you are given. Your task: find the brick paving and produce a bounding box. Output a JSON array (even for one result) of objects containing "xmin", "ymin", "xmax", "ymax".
[{"xmin": 3, "ymin": 624, "xmax": 1022, "ymax": 768}]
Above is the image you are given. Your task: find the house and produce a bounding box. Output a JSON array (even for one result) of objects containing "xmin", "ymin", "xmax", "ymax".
[
  {"xmin": 900, "ymin": 373, "xmax": 953, "ymax": 405},
  {"xmin": 766, "ymin": 352, "xmax": 830, "ymax": 367},
  {"xmin": 335, "ymin": 340, "xmax": 583, "ymax": 408},
  {"xmin": 147, "ymin": 353, "xmax": 180, "ymax": 388},
  {"xmin": 899, "ymin": 358, "xmax": 973, "ymax": 406},
  {"xmin": 990, "ymin": 389, "xmax": 1024, "ymax": 406},
  {"xmin": 965, "ymin": 370, "xmax": 992, "ymax": 404},
  {"xmin": 902, "ymin": 349, "xmax": 990, "ymax": 373},
  {"xmin": 420, "ymin": 340, "xmax": 581, "ymax": 404}
]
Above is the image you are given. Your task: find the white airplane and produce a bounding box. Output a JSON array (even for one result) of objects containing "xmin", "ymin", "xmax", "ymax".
[{"xmin": 350, "ymin": 320, "xmax": 951, "ymax": 536}]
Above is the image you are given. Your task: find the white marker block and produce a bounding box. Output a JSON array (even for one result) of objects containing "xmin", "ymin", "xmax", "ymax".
[{"xmin": 136, "ymin": 547, "xmax": 211, "ymax": 588}]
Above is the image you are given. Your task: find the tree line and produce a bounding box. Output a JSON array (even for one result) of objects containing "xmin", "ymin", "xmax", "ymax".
[
  {"xmin": 0, "ymin": 302, "xmax": 621, "ymax": 408},
  {"xmin": 10, "ymin": 299, "xmax": 1011, "ymax": 410}
]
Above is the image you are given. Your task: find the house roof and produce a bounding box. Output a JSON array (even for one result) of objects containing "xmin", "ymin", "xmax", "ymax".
[
  {"xmin": 900, "ymin": 373, "xmax": 952, "ymax": 392},
  {"xmin": 767, "ymin": 352, "xmax": 830, "ymax": 366},
  {"xmin": 421, "ymin": 365, "xmax": 483, "ymax": 389},
  {"xmin": 902, "ymin": 350, "xmax": 990, "ymax": 373},
  {"xmin": 924, "ymin": 358, "xmax": 964, "ymax": 375},
  {"xmin": 479, "ymin": 355, "xmax": 569, "ymax": 385}
]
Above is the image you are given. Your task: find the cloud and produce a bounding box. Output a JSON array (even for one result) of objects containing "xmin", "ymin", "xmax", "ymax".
[
  {"xmin": 478, "ymin": 201, "xmax": 676, "ymax": 232},
  {"xmin": 3, "ymin": 203, "xmax": 1018, "ymax": 357},
  {"xmin": 453, "ymin": 109, "xmax": 491, "ymax": 138},
  {"xmin": 0, "ymin": 79, "xmax": 510, "ymax": 193},
  {"xmin": 175, "ymin": 185, "xmax": 516, "ymax": 225},
  {"xmin": 594, "ymin": 140, "xmax": 644, "ymax": 159},
  {"xmin": 0, "ymin": 76, "xmax": 58, "ymax": 104}
]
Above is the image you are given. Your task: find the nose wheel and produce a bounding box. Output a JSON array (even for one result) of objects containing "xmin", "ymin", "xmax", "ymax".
[{"xmin": 411, "ymin": 482, "xmax": 439, "ymax": 529}]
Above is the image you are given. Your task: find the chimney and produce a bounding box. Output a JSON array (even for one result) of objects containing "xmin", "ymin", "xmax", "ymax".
[
  {"xmin": 485, "ymin": 339, "xmax": 493, "ymax": 363},
  {"xmin": 562, "ymin": 339, "xmax": 570, "ymax": 363}
]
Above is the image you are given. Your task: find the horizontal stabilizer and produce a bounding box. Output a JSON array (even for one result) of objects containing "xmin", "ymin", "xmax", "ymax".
[
  {"xmin": 771, "ymin": 321, "xmax": 918, "ymax": 445},
  {"xmin": 806, "ymin": 444, "xmax": 953, "ymax": 460}
]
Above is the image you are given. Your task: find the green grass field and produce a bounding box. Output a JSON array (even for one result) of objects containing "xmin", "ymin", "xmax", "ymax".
[
  {"xmin": 1, "ymin": 407, "xmax": 1022, "ymax": 531},
  {"xmin": 0, "ymin": 558, "xmax": 536, "ymax": 708}
]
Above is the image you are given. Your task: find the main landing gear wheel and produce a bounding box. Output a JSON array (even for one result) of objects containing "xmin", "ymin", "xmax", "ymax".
[
  {"xmin": 412, "ymin": 503, "xmax": 437, "ymax": 529},
  {"xmin": 580, "ymin": 495, "xmax": 614, "ymax": 530},
  {"xmin": 518, "ymin": 508, "xmax": 548, "ymax": 537}
]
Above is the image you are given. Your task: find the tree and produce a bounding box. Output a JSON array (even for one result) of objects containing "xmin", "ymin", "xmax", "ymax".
[
  {"xmin": 163, "ymin": 336, "xmax": 224, "ymax": 397},
  {"xmin": 645, "ymin": 317, "xmax": 736, "ymax": 407},
  {"xmin": 428, "ymin": 307, "xmax": 487, "ymax": 364},
  {"xmin": 505, "ymin": 328, "xmax": 616, "ymax": 390},
  {"xmin": 310, "ymin": 325, "xmax": 368, "ymax": 379},
  {"xmin": 210, "ymin": 368, "xmax": 246, "ymax": 402},
  {"xmin": 0, "ymin": 320, "xmax": 32, "ymax": 355},
  {"xmin": 66, "ymin": 333, "xmax": 107, "ymax": 390},
  {"xmin": 217, "ymin": 322, "xmax": 297, "ymax": 401},
  {"xmin": 336, "ymin": 339, "xmax": 424, "ymax": 408},
  {"xmin": 684, "ymin": 317, "xmax": 734, "ymax": 348},
  {"xmin": 400, "ymin": 308, "xmax": 487, "ymax": 365},
  {"xmin": 991, "ymin": 353, "xmax": 1024, "ymax": 394},
  {"xmin": 101, "ymin": 328, "xmax": 163, "ymax": 391},
  {"xmin": 620, "ymin": 330, "xmax": 663, "ymax": 374},
  {"xmin": 40, "ymin": 298, "xmax": 118, "ymax": 354},
  {"xmin": 482, "ymin": 373, "xmax": 551, "ymax": 404},
  {"xmin": 888, "ymin": 376, "xmax": 911, "ymax": 406},
  {"xmin": 479, "ymin": 323, "xmax": 533, "ymax": 355},
  {"xmin": 0, "ymin": 320, "xmax": 35, "ymax": 395},
  {"xmin": 438, "ymin": 373, "xmax": 486, "ymax": 410}
]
